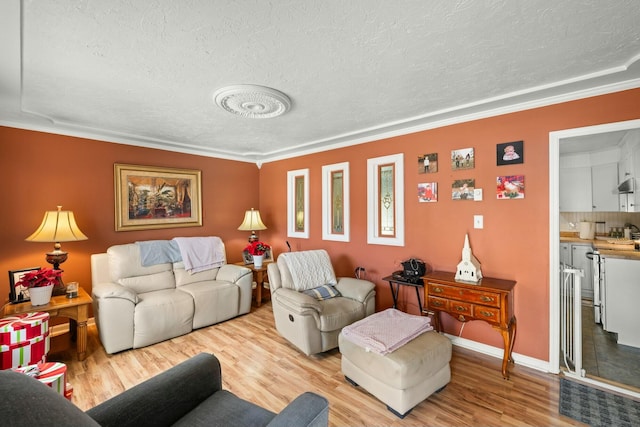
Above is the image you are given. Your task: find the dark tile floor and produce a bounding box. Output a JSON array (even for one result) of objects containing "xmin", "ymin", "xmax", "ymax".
[{"xmin": 581, "ymin": 301, "xmax": 640, "ymax": 390}]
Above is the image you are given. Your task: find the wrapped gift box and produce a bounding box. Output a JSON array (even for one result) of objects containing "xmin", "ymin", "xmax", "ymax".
[
  {"xmin": 0, "ymin": 331, "xmax": 50, "ymax": 369},
  {"xmin": 65, "ymin": 382, "xmax": 74, "ymax": 401},
  {"xmin": 0, "ymin": 312, "xmax": 49, "ymax": 345},
  {"xmin": 13, "ymin": 362, "xmax": 69, "ymax": 398}
]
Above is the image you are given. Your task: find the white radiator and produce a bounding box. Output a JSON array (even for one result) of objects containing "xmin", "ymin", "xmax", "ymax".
[{"xmin": 560, "ymin": 264, "xmax": 585, "ymax": 377}]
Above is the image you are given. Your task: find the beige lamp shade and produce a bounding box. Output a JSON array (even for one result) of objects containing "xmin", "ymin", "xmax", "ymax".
[
  {"xmin": 26, "ymin": 206, "xmax": 88, "ymax": 243},
  {"xmin": 26, "ymin": 206, "xmax": 88, "ymax": 271},
  {"xmin": 238, "ymin": 208, "xmax": 266, "ymax": 242}
]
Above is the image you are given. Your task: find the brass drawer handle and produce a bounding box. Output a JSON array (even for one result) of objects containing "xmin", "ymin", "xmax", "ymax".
[
  {"xmin": 480, "ymin": 296, "xmax": 495, "ymax": 302},
  {"xmin": 455, "ymin": 305, "xmax": 466, "ymax": 312},
  {"xmin": 433, "ymin": 287, "xmax": 443, "ymax": 293},
  {"xmin": 432, "ymin": 300, "xmax": 444, "ymax": 307},
  {"xmin": 458, "ymin": 315, "xmax": 466, "ymax": 322},
  {"xmin": 480, "ymin": 311, "xmax": 494, "ymax": 317}
]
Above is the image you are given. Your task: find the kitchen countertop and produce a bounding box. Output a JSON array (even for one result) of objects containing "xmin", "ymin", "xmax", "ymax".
[{"xmin": 560, "ymin": 234, "xmax": 640, "ymax": 260}]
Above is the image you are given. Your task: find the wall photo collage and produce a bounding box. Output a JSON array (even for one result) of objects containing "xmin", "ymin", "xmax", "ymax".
[{"xmin": 416, "ymin": 140, "xmax": 525, "ymax": 202}]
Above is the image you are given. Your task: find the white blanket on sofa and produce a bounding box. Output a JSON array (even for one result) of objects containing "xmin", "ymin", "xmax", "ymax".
[
  {"xmin": 173, "ymin": 237, "xmax": 226, "ymax": 273},
  {"xmin": 341, "ymin": 308, "xmax": 433, "ymax": 355}
]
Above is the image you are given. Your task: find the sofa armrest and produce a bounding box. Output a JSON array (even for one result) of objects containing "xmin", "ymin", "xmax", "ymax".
[
  {"xmin": 87, "ymin": 353, "xmax": 222, "ymax": 427},
  {"xmin": 92, "ymin": 282, "xmax": 139, "ymax": 304},
  {"xmin": 0, "ymin": 370, "xmax": 101, "ymax": 427},
  {"xmin": 266, "ymin": 392, "xmax": 329, "ymax": 427},
  {"xmin": 335, "ymin": 277, "xmax": 375, "ymax": 303},
  {"xmin": 272, "ymin": 288, "xmax": 322, "ymax": 312},
  {"xmin": 217, "ymin": 264, "xmax": 252, "ymax": 283}
]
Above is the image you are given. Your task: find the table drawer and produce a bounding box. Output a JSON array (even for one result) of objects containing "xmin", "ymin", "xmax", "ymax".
[
  {"xmin": 449, "ymin": 301, "xmax": 472, "ymax": 317},
  {"xmin": 474, "ymin": 305, "xmax": 501, "ymax": 323},
  {"xmin": 428, "ymin": 282, "xmax": 501, "ymax": 308},
  {"xmin": 427, "ymin": 296, "xmax": 449, "ymax": 311}
]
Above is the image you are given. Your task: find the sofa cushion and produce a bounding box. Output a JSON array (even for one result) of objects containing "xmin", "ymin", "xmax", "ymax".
[
  {"xmin": 133, "ymin": 289, "xmax": 194, "ymax": 348},
  {"xmin": 302, "ymin": 285, "xmax": 342, "ymax": 301},
  {"xmin": 317, "ymin": 297, "xmax": 366, "ymax": 332},
  {"xmin": 174, "ymin": 389, "xmax": 276, "ymax": 427},
  {"xmin": 108, "ymin": 243, "xmax": 173, "ymax": 281},
  {"xmin": 178, "ymin": 282, "xmax": 240, "ymax": 329},
  {"xmin": 174, "ymin": 262, "xmax": 220, "ymax": 287},
  {"xmin": 119, "ymin": 270, "xmax": 175, "ymax": 294}
]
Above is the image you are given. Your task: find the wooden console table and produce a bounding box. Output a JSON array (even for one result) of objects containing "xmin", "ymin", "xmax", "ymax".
[
  {"xmin": 423, "ymin": 271, "xmax": 516, "ymax": 379},
  {"xmin": 3, "ymin": 287, "xmax": 92, "ymax": 361}
]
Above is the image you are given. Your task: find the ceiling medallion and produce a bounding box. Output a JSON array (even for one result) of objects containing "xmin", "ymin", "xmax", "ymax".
[{"xmin": 213, "ymin": 85, "xmax": 291, "ymax": 119}]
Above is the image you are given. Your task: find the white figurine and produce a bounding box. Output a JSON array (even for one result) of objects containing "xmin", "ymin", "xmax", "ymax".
[{"xmin": 455, "ymin": 234, "xmax": 482, "ymax": 283}]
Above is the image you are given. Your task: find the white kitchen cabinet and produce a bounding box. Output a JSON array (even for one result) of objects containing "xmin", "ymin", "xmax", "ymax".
[
  {"xmin": 572, "ymin": 244, "xmax": 594, "ymax": 300},
  {"xmin": 559, "ymin": 242, "xmax": 593, "ymax": 299},
  {"xmin": 560, "ymin": 164, "xmax": 619, "ymax": 212},
  {"xmin": 603, "ymin": 257, "xmax": 640, "ymax": 348},
  {"xmin": 559, "ymin": 167, "xmax": 592, "ymax": 212},
  {"xmin": 591, "ymin": 163, "xmax": 619, "ymax": 211}
]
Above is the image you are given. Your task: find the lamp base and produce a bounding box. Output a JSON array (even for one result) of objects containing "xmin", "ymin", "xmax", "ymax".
[
  {"xmin": 248, "ymin": 232, "xmax": 259, "ymax": 243},
  {"xmin": 46, "ymin": 249, "xmax": 68, "ymax": 271},
  {"xmin": 45, "ymin": 249, "xmax": 67, "ymax": 294}
]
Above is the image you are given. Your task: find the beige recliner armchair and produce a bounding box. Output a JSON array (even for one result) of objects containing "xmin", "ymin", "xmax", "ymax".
[{"xmin": 267, "ymin": 249, "xmax": 376, "ymax": 355}]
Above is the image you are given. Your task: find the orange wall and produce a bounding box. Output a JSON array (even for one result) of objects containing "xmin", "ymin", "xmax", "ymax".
[
  {"xmin": 2, "ymin": 88, "xmax": 639, "ymax": 362},
  {"xmin": 259, "ymin": 88, "xmax": 640, "ymax": 362},
  {"xmin": 0, "ymin": 127, "xmax": 259, "ymax": 307}
]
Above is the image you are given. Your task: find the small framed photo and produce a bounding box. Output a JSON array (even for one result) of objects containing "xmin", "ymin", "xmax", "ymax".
[
  {"xmin": 242, "ymin": 248, "xmax": 274, "ymax": 265},
  {"xmin": 8, "ymin": 267, "xmax": 40, "ymax": 303},
  {"xmin": 451, "ymin": 148, "xmax": 474, "ymax": 170},
  {"xmin": 497, "ymin": 175, "xmax": 525, "ymax": 199},
  {"xmin": 497, "ymin": 141, "xmax": 524, "ymax": 165},
  {"xmin": 452, "ymin": 179, "xmax": 475, "ymax": 200},
  {"xmin": 418, "ymin": 182, "xmax": 437, "ymax": 202},
  {"xmin": 418, "ymin": 153, "xmax": 438, "ymax": 174}
]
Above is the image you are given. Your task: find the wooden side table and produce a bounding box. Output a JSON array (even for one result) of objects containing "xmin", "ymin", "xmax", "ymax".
[
  {"xmin": 3, "ymin": 287, "xmax": 93, "ymax": 361},
  {"xmin": 381, "ymin": 275, "xmax": 424, "ymax": 312},
  {"xmin": 235, "ymin": 262, "xmax": 272, "ymax": 307}
]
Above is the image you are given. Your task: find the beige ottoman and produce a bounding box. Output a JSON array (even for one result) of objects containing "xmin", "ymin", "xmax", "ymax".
[{"xmin": 339, "ymin": 330, "xmax": 452, "ymax": 418}]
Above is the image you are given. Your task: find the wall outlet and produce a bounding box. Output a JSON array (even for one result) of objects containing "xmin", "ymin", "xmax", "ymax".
[
  {"xmin": 474, "ymin": 215, "xmax": 484, "ymax": 229},
  {"xmin": 474, "ymin": 188, "xmax": 483, "ymax": 201}
]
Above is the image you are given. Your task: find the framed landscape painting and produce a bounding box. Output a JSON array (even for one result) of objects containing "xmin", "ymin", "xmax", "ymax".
[{"xmin": 114, "ymin": 164, "xmax": 202, "ymax": 231}]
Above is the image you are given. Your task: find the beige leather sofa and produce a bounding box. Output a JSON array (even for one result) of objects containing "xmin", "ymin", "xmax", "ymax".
[
  {"xmin": 267, "ymin": 249, "xmax": 376, "ymax": 355},
  {"xmin": 91, "ymin": 239, "xmax": 253, "ymax": 354}
]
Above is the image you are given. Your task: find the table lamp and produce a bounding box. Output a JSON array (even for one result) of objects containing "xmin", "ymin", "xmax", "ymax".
[
  {"xmin": 25, "ymin": 206, "xmax": 88, "ymax": 273},
  {"xmin": 237, "ymin": 208, "xmax": 266, "ymax": 242}
]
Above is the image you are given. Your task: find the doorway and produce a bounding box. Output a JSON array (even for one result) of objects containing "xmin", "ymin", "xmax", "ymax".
[{"xmin": 549, "ymin": 118, "xmax": 640, "ymax": 398}]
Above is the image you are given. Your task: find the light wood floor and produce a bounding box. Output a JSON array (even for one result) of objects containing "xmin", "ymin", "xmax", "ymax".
[{"xmin": 49, "ymin": 302, "xmax": 585, "ymax": 427}]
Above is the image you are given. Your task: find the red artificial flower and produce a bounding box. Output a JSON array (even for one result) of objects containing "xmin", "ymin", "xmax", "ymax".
[
  {"xmin": 15, "ymin": 268, "xmax": 62, "ymax": 288},
  {"xmin": 244, "ymin": 241, "xmax": 270, "ymax": 256}
]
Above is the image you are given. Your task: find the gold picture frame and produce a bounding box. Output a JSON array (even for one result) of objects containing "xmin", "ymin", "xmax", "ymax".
[{"xmin": 114, "ymin": 164, "xmax": 202, "ymax": 231}]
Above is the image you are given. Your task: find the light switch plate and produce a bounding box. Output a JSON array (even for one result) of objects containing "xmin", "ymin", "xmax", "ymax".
[
  {"xmin": 474, "ymin": 188, "xmax": 483, "ymax": 201},
  {"xmin": 474, "ymin": 215, "xmax": 484, "ymax": 229}
]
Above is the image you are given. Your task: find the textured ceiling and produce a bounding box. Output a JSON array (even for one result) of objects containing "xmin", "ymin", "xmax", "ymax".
[{"xmin": 1, "ymin": 0, "xmax": 640, "ymax": 163}]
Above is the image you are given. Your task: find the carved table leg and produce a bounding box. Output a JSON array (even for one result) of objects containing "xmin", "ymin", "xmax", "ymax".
[
  {"xmin": 77, "ymin": 320, "xmax": 88, "ymax": 361},
  {"xmin": 499, "ymin": 327, "xmax": 511, "ymax": 379},
  {"xmin": 508, "ymin": 317, "xmax": 517, "ymax": 364}
]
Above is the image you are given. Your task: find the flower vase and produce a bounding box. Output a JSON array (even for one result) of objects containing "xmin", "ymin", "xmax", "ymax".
[
  {"xmin": 253, "ymin": 254, "xmax": 264, "ymax": 268},
  {"xmin": 29, "ymin": 284, "xmax": 54, "ymax": 306}
]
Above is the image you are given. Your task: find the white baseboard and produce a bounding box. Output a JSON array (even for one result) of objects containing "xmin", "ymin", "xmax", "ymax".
[{"xmin": 445, "ymin": 333, "xmax": 551, "ymax": 374}]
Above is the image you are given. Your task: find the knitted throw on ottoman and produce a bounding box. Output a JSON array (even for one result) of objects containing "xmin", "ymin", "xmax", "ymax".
[{"xmin": 341, "ymin": 308, "xmax": 433, "ymax": 355}]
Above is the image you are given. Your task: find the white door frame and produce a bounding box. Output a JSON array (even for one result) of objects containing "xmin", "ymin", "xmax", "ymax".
[{"xmin": 548, "ymin": 119, "xmax": 640, "ymax": 378}]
